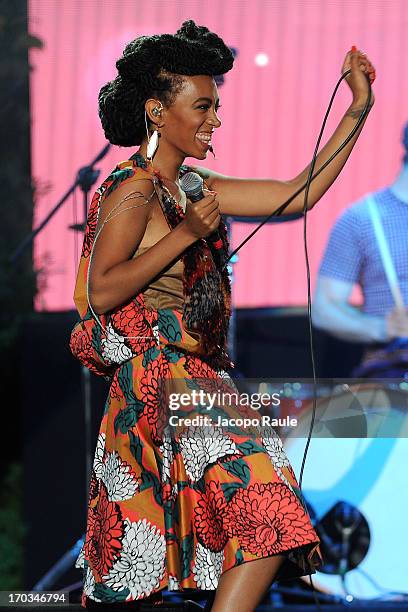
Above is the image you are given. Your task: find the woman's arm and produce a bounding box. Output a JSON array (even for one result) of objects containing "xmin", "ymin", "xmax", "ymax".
[
  {"xmin": 89, "ymin": 180, "xmax": 221, "ymax": 314},
  {"xmin": 197, "ymin": 48, "xmax": 375, "ymax": 217}
]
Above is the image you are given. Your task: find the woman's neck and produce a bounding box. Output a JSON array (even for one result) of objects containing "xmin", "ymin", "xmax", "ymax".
[{"xmin": 138, "ymin": 140, "xmax": 185, "ymax": 183}]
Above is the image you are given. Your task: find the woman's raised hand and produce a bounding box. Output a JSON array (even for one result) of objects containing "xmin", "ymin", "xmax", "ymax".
[
  {"xmin": 182, "ymin": 190, "xmax": 221, "ymax": 239},
  {"xmin": 342, "ymin": 47, "xmax": 376, "ymax": 106}
]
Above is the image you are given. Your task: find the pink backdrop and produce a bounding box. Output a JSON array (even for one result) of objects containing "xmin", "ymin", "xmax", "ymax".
[{"xmin": 28, "ymin": 0, "xmax": 408, "ymax": 311}]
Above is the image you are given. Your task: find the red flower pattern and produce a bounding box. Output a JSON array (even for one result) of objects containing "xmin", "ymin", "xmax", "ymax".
[
  {"xmin": 183, "ymin": 355, "xmax": 239, "ymax": 402},
  {"xmin": 89, "ymin": 471, "xmax": 99, "ymax": 502},
  {"xmin": 70, "ymin": 324, "xmax": 93, "ymax": 364},
  {"xmin": 81, "ymin": 192, "xmax": 99, "ymax": 258},
  {"xmin": 184, "ymin": 355, "xmax": 218, "ymax": 381},
  {"xmin": 109, "ymin": 372, "xmax": 123, "ymax": 401},
  {"xmin": 194, "ymin": 481, "xmax": 229, "ymax": 552},
  {"xmin": 70, "ymin": 321, "xmax": 114, "ymax": 377},
  {"xmin": 224, "ymin": 482, "xmax": 317, "ymax": 556},
  {"xmin": 111, "ymin": 302, "xmax": 154, "ymax": 352},
  {"xmin": 84, "ymin": 482, "xmax": 124, "ymax": 580},
  {"xmin": 140, "ymin": 357, "xmax": 170, "ymax": 443}
]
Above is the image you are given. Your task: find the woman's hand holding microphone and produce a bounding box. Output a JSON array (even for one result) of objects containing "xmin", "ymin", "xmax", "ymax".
[{"xmin": 181, "ymin": 190, "xmax": 221, "ymax": 240}]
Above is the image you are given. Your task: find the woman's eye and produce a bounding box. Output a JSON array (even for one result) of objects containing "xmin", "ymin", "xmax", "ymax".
[{"xmin": 196, "ymin": 104, "xmax": 222, "ymax": 111}]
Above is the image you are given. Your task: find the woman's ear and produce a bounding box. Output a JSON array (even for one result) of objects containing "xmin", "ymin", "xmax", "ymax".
[{"xmin": 145, "ymin": 99, "xmax": 164, "ymax": 127}]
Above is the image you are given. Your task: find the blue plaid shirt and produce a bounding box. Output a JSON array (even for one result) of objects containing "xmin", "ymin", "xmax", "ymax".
[{"xmin": 319, "ymin": 188, "xmax": 408, "ymax": 316}]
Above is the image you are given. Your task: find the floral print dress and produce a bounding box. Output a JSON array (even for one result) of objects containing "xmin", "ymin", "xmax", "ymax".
[{"xmin": 70, "ymin": 159, "xmax": 322, "ymax": 607}]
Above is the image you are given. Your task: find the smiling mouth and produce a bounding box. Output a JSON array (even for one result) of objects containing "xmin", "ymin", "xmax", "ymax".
[{"xmin": 196, "ymin": 132, "xmax": 213, "ymax": 148}]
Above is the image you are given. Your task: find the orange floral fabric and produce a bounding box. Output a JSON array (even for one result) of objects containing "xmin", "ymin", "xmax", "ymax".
[{"xmin": 70, "ymin": 159, "xmax": 321, "ymax": 607}]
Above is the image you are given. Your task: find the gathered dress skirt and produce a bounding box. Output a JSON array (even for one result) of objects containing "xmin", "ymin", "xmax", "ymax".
[{"xmin": 74, "ymin": 307, "xmax": 322, "ymax": 607}]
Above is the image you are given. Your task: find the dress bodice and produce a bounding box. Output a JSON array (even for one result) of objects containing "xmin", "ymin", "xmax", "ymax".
[{"xmin": 133, "ymin": 245, "xmax": 184, "ymax": 313}]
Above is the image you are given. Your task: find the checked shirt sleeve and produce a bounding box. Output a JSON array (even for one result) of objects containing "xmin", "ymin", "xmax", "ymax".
[{"xmin": 319, "ymin": 205, "xmax": 363, "ymax": 284}]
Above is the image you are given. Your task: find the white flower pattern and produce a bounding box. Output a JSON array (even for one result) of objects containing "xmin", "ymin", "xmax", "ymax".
[
  {"xmin": 92, "ymin": 433, "xmax": 139, "ymax": 502},
  {"xmin": 83, "ymin": 566, "xmax": 101, "ymax": 601},
  {"xmin": 260, "ymin": 425, "xmax": 293, "ymax": 489},
  {"xmin": 178, "ymin": 425, "xmax": 238, "ymax": 482},
  {"xmin": 102, "ymin": 323, "xmax": 133, "ymax": 364},
  {"xmin": 168, "ymin": 575, "xmax": 180, "ymax": 591},
  {"xmin": 158, "ymin": 428, "xmax": 173, "ymax": 481},
  {"xmin": 104, "ymin": 518, "xmax": 166, "ymax": 600},
  {"xmin": 75, "ymin": 545, "xmax": 85, "ymax": 569},
  {"xmin": 152, "ymin": 323, "xmax": 160, "ymax": 346},
  {"xmin": 192, "ymin": 542, "xmax": 224, "ymax": 589},
  {"xmin": 93, "ymin": 433, "xmax": 106, "ymax": 479},
  {"xmin": 103, "ymin": 451, "xmax": 139, "ymax": 502}
]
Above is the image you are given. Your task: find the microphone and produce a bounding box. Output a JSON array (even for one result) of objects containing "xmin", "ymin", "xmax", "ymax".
[{"xmin": 179, "ymin": 172, "xmax": 223, "ymax": 252}]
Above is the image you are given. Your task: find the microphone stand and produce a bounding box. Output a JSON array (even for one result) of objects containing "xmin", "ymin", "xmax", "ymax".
[
  {"xmin": 14, "ymin": 143, "xmax": 112, "ymax": 591},
  {"xmin": 10, "ymin": 143, "xmax": 111, "ymax": 262},
  {"xmin": 69, "ymin": 156, "xmax": 110, "ymax": 506}
]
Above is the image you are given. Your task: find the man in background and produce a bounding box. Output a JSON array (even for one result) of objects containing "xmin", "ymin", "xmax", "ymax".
[{"xmin": 313, "ymin": 123, "xmax": 408, "ymax": 377}]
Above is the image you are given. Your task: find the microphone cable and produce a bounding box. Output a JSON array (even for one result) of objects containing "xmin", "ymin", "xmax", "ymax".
[
  {"xmin": 224, "ymin": 70, "xmax": 372, "ymax": 266},
  {"xmin": 222, "ymin": 68, "xmax": 372, "ymax": 608}
]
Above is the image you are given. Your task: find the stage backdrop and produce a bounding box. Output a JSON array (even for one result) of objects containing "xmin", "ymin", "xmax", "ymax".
[{"xmin": 29, "ymin": 0, "xmax": 408, "ymax": 310}]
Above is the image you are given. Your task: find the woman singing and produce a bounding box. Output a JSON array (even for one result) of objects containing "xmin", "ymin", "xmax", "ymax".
[{"xmin": 70, "ymin": 20, "xmax": 375, "ymax": 611}]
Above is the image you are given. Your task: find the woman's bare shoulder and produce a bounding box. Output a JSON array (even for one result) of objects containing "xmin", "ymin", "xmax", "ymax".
[{"xmin": 98, "ymin": 175, "xmax": 156, "ymax": 227}]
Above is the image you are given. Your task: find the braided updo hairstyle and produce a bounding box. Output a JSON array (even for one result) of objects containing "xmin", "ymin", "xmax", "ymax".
[{"xmin": 98, "ymin": 20, "xmax": 234, "ymax": 146}]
